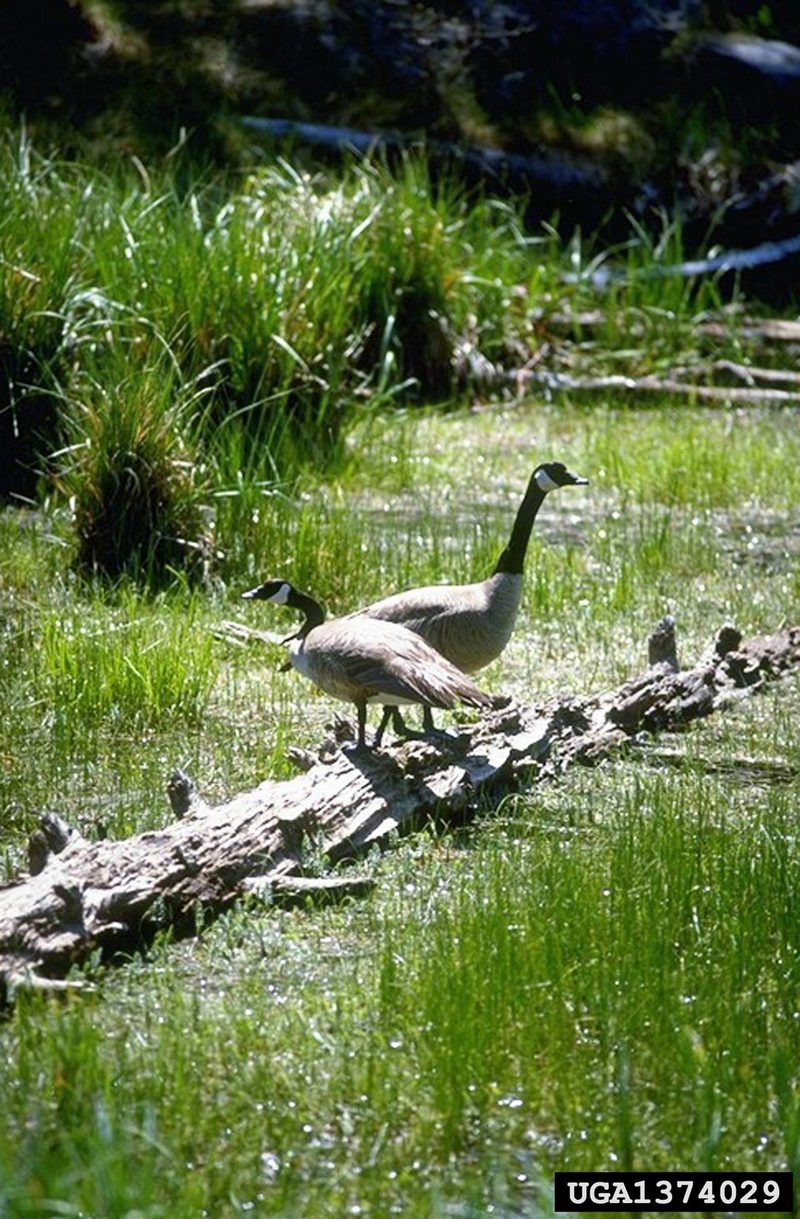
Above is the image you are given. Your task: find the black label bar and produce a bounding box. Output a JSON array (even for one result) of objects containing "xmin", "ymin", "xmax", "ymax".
[{"xmin": 554, "ymin": 1171, "xmax": 793, "ymax": 1212}]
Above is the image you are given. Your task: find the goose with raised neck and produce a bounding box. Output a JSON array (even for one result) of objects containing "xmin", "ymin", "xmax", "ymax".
[{"xmin": 355, "ymin": 460, "xmax": 588, "ymax": 676}]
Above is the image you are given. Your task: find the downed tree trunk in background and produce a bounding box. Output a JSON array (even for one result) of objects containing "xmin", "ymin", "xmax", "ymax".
[
  {"xmin": 238, "ymin": 116, "xmax": 615, "ymax": 225},
  {"xmin": 519, "ymin": 369, "xmax": 800, "ymax": 405},
  {"xmin": 546, "ymin": 311, "xmax": 800, "ymax": 346},
  {"xmin": 1, "ymin": 618, "xmax": 799, "ymax": 1004}
]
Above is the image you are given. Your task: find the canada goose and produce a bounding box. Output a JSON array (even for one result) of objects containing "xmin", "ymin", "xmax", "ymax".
[
  {"xmin": 354, "ymin": 459, "xmax": 587, "ymax": 730},
  {"xmin": 241, "ymin": 579, "xmax": 492, "ymax": 750}
]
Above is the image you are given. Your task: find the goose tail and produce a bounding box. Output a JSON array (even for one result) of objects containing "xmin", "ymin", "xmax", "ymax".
[{"xmin": 409, "ymin": 659, "xmax": 492, "ymax": 712}]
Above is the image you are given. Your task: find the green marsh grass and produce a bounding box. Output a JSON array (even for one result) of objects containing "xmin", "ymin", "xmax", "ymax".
[
  {"xmin": 582, "ymin": 406, "xmax": 800, "ymax": 510},
  {"xmin": 1, "ymin": 155, "xmax": 800, "ymax": 1213},
  {"xmin": 34, "ymin": 598, "xmax": 219, "ymax": 736},
  {"xmin": 0, "ymin": 135, "xmax": 82, "ymax": 370},
  {"xmin": 56, "ymin": 154, "xmax": 532, "ymax": 480},
  {"xmin": 0, "ymin": 578, "xmax": 222, "ymax": 844},
  {"xmin": 0, "ymin": 129, "xmax": 765, "ymax": 569},
  {"xmin": 2, "ymin": 121, "xmax": 787, "ymax": 683},
  {"xmin": 0, "ymin": 136, "xmax": 548, "ymax": 567},
  {"xmin": 1, "ymin": 763, "xmax": 798, "ymax": 1217}
]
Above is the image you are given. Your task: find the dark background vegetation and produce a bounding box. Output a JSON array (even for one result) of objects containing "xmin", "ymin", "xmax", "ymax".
[
  {"xmin": 3, "ymin": 1, "xmax": 800, "ymax": 577},
  {"xmin": 6, "ymin": 1, "xmax": 800, "ymax": 205}
]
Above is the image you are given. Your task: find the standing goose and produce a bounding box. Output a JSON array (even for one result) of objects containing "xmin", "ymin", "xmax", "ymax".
[
  {"xmin": 241, "ymin": 579, "xmax": 492, "ymax": 750},
  {"xmin": 356, "ymin": 460, "xmax": 588, "ymax": 673},
  {"xmin": 353, "ymin": 459, "xmax": 587, "ymax": 730}
]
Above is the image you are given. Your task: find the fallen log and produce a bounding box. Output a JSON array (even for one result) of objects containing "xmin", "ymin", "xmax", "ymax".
[
  {"xmin": 1, "ymin": 617, "xmax": 799, "ymax": 1004},
  {"xmin": 584, "ymin": 232, "xmax": 800, "ymax": 289},
  {"xmin": 522, "ymin": 370, "xmax": 800, "ymax": 405},
  {"xmin": 237, "ymin": 116, "xmax": 613, "ymax": 221},
  {"xmin": 546, "ymin": 311, "xmax": 800, "ymax": 346},
  {"xmin": 456, "ymin": 352, "xmax": 800, "ymax": 404}
]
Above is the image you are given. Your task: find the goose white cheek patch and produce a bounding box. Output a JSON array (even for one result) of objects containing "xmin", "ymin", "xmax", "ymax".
[
  {"xmin": 534, "ymin": 468, "xmax": 559, "ymax": 493},
  {"xmin": 268, "ymin": 582, "xmax": 291, "ymax": 605}
]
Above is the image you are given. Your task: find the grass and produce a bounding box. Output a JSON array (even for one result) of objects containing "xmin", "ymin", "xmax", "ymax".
[
  {"xmin": 1, "ymin": 394, "xmax": 800, "ymax": 1216},
  {"xmin": 56, "ymin": 352, "xmax": 213, "ymax": 579},
  {"xmin": 2, "ymin": 126, "xmax": 800, "ymax": 1218},
  {"xmin": 1, "ymin": 762, "xmax": 798, "ymax": 1217},
  {"xmin": 0, "ymin": 139, "xmax": 535, "ymax": 503},
  {"xmin": 1, "ymin": 128, "xmax": 775, "ymax": 580}
]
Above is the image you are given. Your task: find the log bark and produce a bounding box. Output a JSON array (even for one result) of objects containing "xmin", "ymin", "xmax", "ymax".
[
  {"xmin": 2, "ymin": 618, "xmax": 799, "ymax": 1004},
  {"xmin": 523, "ymin": 370, "xmax": 800, "ymax": 405},
  {"xmin": 237, "ymin": 116, "xmax": 614, "ymax": 224},
  {"xmin": 458, "ymin": 355, "xmax": 800, "ymax": 404},
  {"xmin": 547, "ymin": 312, "xmax": 800, "ymax": 346}
]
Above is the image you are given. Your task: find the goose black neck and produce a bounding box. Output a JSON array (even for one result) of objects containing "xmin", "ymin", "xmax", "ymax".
[
  {"xmin": 492, "ymin": 477, "xmax": 547, "ymax": 575},
  {"xmin": 289, "ymin": 588, "xmax": 326, "ymax": 637}
]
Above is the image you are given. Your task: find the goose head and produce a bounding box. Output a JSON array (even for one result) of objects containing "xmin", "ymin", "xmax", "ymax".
[
  {"xmin": 241, "ymin": 578, "xmax": 326, "ymax": 637},
  {"xmin": 533, "ymin": 462, "xmax": 589, "ymax": 493},
  {"xmin": 241, "ymin": 578, "xmax": 295, "ymax": 606}
]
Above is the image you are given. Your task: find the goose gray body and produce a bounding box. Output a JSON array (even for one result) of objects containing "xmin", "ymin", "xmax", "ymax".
[
  {"xmin": 355, "ymin": 461, "xmax": 587, "ymax": 674},
  {"xmin": 241, "ymin": 579, "xmax": 491, "ymax": 749},
  {"xmin": 359, "ymin": 571, "xmax": 522, "ymax": 674}
]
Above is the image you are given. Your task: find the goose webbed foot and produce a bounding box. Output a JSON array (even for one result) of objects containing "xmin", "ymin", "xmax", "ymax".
[
  {"xmin": 374, "ymin": 706, "xmax": 418, "ymax": 748},
  {"xmin": 371, "ymin": 706, "xmax": 453, "ymax": 749},
  {"xmin": 341, "ymin": 703, "xmax": 373, "ymax": 755}
]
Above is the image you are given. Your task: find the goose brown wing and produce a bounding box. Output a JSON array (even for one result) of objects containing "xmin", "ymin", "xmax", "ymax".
[
  {"xmin": 351, "ymin": 582, "xmax": 507, "ymax": 672},
  {"xmin": 349, "ymin": 662, "xmax": 458, "ymax": 708},
  {"xmin": 312, "ymin": 639, "xmax": 454, "ymax": 708},
  {"xmin": 350, "ymin": 623, "xmax": 491, "ymax": 708}
]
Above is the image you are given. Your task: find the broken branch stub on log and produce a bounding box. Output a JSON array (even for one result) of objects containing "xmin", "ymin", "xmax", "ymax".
[{"xmin": 1, "ymin": 618, "xmax": 799, "ymax": 1003}]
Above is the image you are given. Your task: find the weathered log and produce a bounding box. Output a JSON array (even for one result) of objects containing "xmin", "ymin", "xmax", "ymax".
[
  {"xmin": 523, "ymin": 370, "xmax": 800, "ymax": 405},
  {"xmin": 575, "ymin": 232, "xmax": 800, "ymax": 291},
  {"xmin": 238, "ymin": 116, "xmax": 612, "ymax": 217},
  {"xmin": 457, "ymin": 357, "xmax": 800, "ymax": 405},
  {"xmin": 546, "ymin": 311, "xmax": 800, "ymax": 346},
  {"xmin": 1, "ymin": 618, "xmax": 799, "ymax": 1004}
]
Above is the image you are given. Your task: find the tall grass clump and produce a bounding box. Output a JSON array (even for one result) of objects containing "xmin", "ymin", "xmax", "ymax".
[
  {"xmin": 106, "ymin": 157, "xmax": 531, "ymax": 472},
  {"xmin": 0, "ymin": 132, "xmax": 94, "ymax": 497},
  {"xmin": 56, "ymin": 351, "xmax": 212, "ymax": 582},
  {"xmin": 345, "ymin": 158, "xmax": 528, "ymax": 397}
]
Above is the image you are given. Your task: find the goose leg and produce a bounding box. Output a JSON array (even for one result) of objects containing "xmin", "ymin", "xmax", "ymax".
[
  {"xmin": 356, "ymin": 702, "xmax": 368, "ymax": 749},
  {"xmin": 344, "ymin": 703, "xmax": 369, "ymax": 753},
  {"xmin": 375, "ymin": 706, "xmax": 421, "ymax": 747},
  {"xmin": 374, "ymin": 706, "xmax": 393, "ymax": 748},
  {"xmin": 383, "ymin": 705, "xmax": 438, "ymax": 740},
  {"xmin": 367, "ymin": 706, "xmax": 444, "ymax": 749}
]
